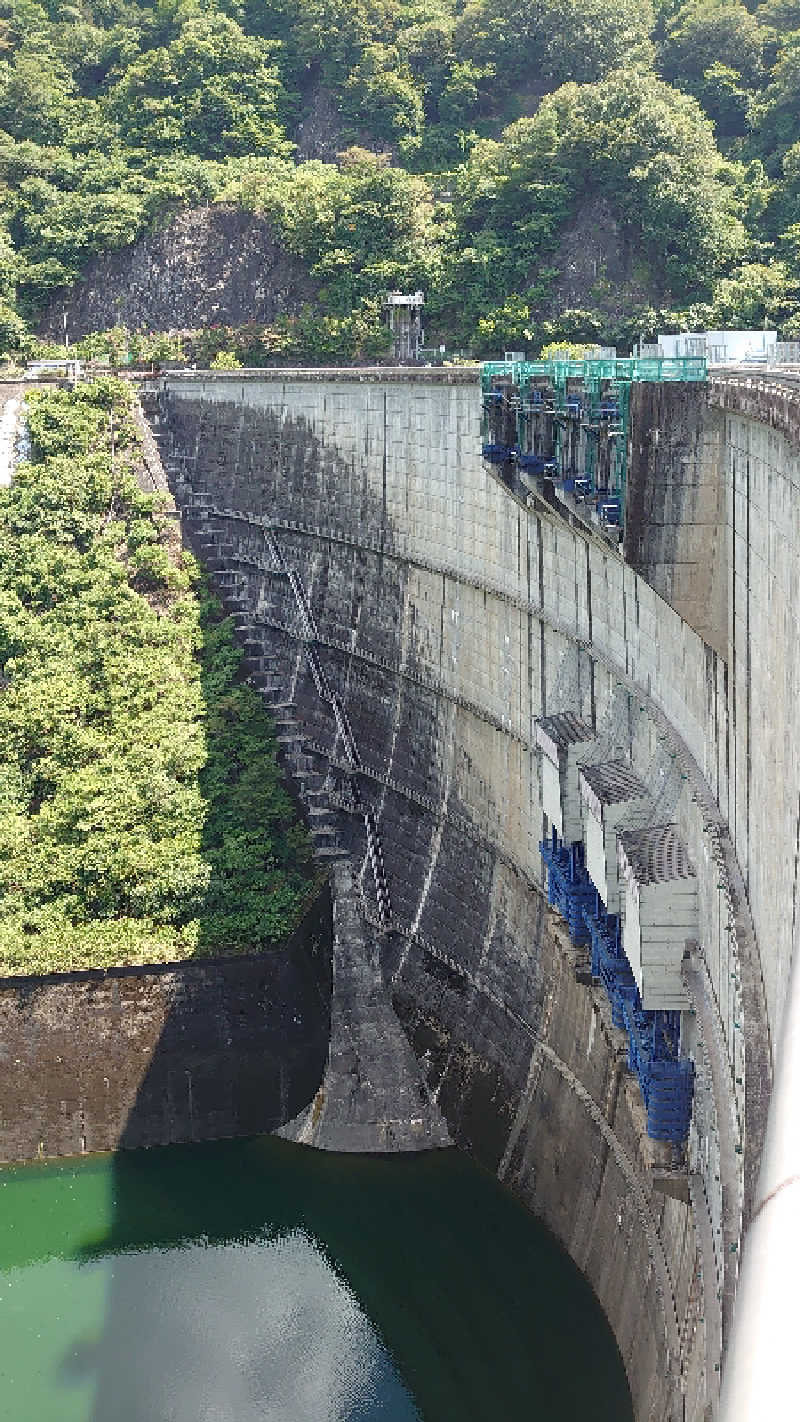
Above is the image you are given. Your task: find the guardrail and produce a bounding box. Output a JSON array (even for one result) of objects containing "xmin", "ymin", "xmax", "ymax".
[{"xmin": 481, "ymin": 356, "xmax": 708, "ymax": 391}]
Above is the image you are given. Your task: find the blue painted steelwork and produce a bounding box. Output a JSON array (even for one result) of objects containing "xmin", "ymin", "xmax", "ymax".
[
  {"xmin": 482, "ymin": 443, "xmax": 515, "ymax": 463},
  {"xmin": 540, "ymin": 830, "xmax": 595, "ymax": 947},
  {"xmin": 540, "ymin": 838, "xmax": 696, "ymax": 1144},
  {"xmin": 598, "ymin": 498, "xmax": 621, "ymax": 527},
  {"xmin": 645, "ymin": 1060, "xmax": 695, "ymax": 1143},
  {"xmin": 622, "ymin": 999, "xmax": 695, "ymax": 1142},
  {"xmin": 517, "ymin": 451, "xmax": 553, "ymax": 474},
  {"xmin": 584, "ymin": 896, "xmax": 618, "ymax": 973},
  {"xmin": 624, "ymin": 1001, "xmax": 677, "ymax": 1079},
  {"xmin": 586, "ymin": 903, "xmax": 639, "ymax": 1028}
]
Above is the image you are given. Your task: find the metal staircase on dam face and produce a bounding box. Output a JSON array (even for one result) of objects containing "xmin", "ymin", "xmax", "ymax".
[
  {"xmin": 182, "ymin": 492, "xmax": 393, "ymax": 927},
  {"xmin": 481, "ymin": 355, "xmax": 708, "ymax": 538},
  {"xmin": 535, "ymin": 710, "xmax": 697, "ymax": 1148},
  {"xmin": 188, "ymin": 522, "xmax": 347, "ymax": 868},
  {"xmin": 175, "ymin": 493, "xmax": 451, "ymax": 1154},
  {"xmin": 135, "ymin": 378, "xmax": 395, "ymax": 929}
]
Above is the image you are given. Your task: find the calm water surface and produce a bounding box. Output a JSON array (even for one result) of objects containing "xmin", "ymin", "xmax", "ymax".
[{"xmin": 0, "ymin": 1136, "xmax": 633, "ymax": 1422}]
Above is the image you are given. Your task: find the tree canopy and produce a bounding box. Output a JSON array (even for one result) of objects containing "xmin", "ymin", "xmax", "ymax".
[
  {"xmin": 0, "ymin": 0, "xmax": 797, "ymax": 353},
  {"xmin": 0, "ymin": 378, "xmax": 315, "ymax": 973},
  {"xmin": 107, "ymin": 14, "xmax": 289, "ymax": 158}
]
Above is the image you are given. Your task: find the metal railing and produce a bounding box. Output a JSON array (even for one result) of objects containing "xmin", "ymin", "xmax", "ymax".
[
  {"xmin": 481, "ymin": 355, "xmax": 708, "ymax": 392},
  {"xmin": 263, "ymin": 527, "xmax": 392, "ymax": 926},
  {"xmin": 480, "ymin": 356, "xmax": 708, "ymax": 534}
]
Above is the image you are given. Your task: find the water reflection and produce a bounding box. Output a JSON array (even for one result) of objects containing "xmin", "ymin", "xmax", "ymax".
[
  {"xmin": 91, "ymin": 1232, "xmax": 419, "ymax": 1422},
  {"xmin": 0, "ymin": 1138, "xmax": 633, "ymax": 1422}
]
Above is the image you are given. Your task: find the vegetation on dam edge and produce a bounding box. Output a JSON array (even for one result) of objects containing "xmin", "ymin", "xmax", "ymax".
[{"xmin": 0, "ymin": 378, "xmax": 315, "ymax": 976}]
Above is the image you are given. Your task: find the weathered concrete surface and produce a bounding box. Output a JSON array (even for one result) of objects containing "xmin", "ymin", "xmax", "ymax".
[
  {"xmin": 278, "ymin": 861, "xmax": 451, "ymax": 1151},
  {"xmin": 144, "ymin": 366, "xmax": 770, "ymax": 1422},
  {"xmin": 628, "ymin": 370, "xmax": 800, "ymax": 1067},
  {"xmin": 626, "ymin": 382, "xmax": 728, "ymax": 657},
  {"xmin": 708, "ymin": 374, "xmax": 800, "ymax": 1047},
  {"xmin": 0, "ymin": 892, "xmax": 332, "ymax": 1161},
  {"xmin": 167, "ymin": 473, "xmax": 452, "ymax": 1157}
]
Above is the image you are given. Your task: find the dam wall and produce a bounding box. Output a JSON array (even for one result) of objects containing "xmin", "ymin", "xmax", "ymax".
[
  {"xmin": 142, "ymin": 366, "xmax": 786, "ymax": 1422},
  {"xmin": 626, "ymin": 373, "xmax": 800, "ymax": 1051},
  {"xmin": 625, "ymin": 383, "xmax": 728, "ymax": 658}
]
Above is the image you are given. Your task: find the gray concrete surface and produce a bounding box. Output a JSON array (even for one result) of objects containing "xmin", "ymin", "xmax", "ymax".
[{"xmin": 139, "ymin": 365, "xmax": 797, "ymax": 1422}]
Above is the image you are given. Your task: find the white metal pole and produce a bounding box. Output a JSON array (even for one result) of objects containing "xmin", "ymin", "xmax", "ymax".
[{"xmin": 719, "ymin": 950, "xmax": 800, "ymax": 1421}]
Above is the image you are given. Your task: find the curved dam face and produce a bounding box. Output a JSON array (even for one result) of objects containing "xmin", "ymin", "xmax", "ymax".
[{"xmin": 142, "ymin": 367, "xmax": 790, "ymax": 1422}]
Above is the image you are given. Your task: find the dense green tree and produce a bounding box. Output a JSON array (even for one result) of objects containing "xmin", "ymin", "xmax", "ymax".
[
  {"xmin": 453, "ymin": 0, "xmax": 654, "ymax": 88},
  {"xmin": 14, "ymin": 178, "xmax": 146, "ymax": 277},
  {"xmin": 0, "ymin": 47, "xmax": 92, "ymax": 146},
  {"xmin": 751, "ymin": 34, "xmax": 800, "ymax": 170},
  {"xmin": 341, "ymin": 42, "xmax": 424, "ymax": 141},
  {"xmin": 0, "ymin": 380, "xmax": 314, "ymax": 973},
  {"xmin": 220, "ymin": 147, "xmax": 441, "ymax": 310},
  {"xmin": 658, "ymin": 0, "xmax": 766, "ymax": 137},
  {"xmin": 755, "ymin": 0, "xmax": 800, "ymax": 66},
  {"xmin": 761, "ymin": 140, "xmax": 800, "ymax": 243},
  {"xmin": 106, "ymin": 13, "xmax": 289, "ymax": 157},
  {"xmin": 660, "ymin": 0, "xmax": 765, "ymax": 88},
  {"xmin": 441, "ymin": 71, "xmax": 748, "ymax": 343},
  {"xmin": 437, "ymin": 60, "xmax": 493, "ymax": 127},
  {"xmin": 779, "ymin": 141, "xmax": 800, "ymax": 223},
  {"xmin": 709, "ymin": 258, "xmax": 797, "ymax": 325}
]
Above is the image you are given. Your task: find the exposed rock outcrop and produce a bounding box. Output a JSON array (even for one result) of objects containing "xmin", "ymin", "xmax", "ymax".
[
  {"xmin": 548, "ymin": 195, "xmax": 666, "ymax": 321},
  {"xmin": 38, "ymin": 205, "xmax": 316, "ymax": 341}
]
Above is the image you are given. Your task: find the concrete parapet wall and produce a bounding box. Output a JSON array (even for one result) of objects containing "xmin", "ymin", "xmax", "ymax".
[
  {"xmin": 626, "ymin": 383, "xmax": 728, "ymax": 656},
  {"xmin": 147, "ymin": 367, "xmax": 779, "ymax": 1422},
  {"xmin": 711, "ymin": 377, "xmax": 800, "ymax": 1045}
]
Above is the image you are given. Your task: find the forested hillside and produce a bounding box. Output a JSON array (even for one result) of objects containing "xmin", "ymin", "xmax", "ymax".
[
  {"xmin": 0, "ymin": 378, "xmax": 315, "ymax": 971},
  {"xmin": 1, "ymin": 0, "xmax": 799, "ymax": 356}
]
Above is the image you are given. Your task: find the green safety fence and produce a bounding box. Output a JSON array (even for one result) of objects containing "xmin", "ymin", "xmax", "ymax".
[{"xmin": 481, "ymin": 355, "xmax": 708, "ymax": 391}]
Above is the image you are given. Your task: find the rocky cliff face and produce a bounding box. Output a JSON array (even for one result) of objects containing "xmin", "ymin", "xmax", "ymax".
[
  {"xmin": 38, "ymin": 206, "xmax": 316, "ymax": 341},
  {"xmin": 36, "ymin": 184, "xmax": 666, "ymax": 349},
  {"xmin": 547, "ymin": 195, "xmax": 665, "ymax": 323}
]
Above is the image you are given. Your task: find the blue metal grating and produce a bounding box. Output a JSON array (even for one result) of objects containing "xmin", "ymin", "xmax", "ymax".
[
  {"xmin": 540, "ymin": 832, "xmax": 596, "ymax": 947},
  {"xmin": 482, "ymin": 442, "xmax": 515, "ymax": 463},
  {"xmin": 541, "ymin": 833, "xmax": 695, "ymax": 1144}
]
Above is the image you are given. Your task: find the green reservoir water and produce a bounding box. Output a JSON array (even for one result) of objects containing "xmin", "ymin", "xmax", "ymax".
[{"xmin": 0, "ymin": 1136, "xmax": 633, "ymax": 1422}]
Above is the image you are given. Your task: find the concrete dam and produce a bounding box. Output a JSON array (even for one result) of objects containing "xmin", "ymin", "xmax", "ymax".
[{"xmin": 139, "ymin": 364, "xmax": 799, "ymax": 1422}]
